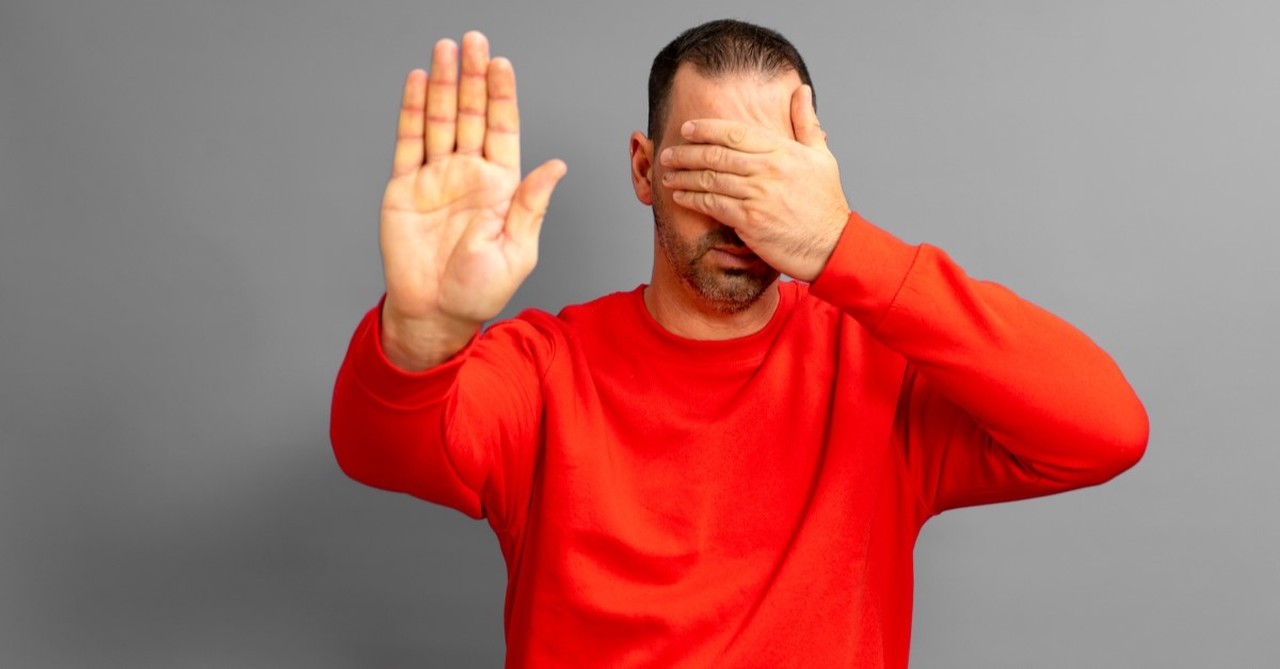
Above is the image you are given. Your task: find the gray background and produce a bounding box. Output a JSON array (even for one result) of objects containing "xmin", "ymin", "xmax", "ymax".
[{"xmin": 2, "ymin": 0, "xmax": 1276, "ymax": 666}]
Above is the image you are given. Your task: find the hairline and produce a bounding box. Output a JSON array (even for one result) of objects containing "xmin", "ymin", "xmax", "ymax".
[{"xmin": 650, "ymin": 62, "xmax": 804, "ymax": 149}]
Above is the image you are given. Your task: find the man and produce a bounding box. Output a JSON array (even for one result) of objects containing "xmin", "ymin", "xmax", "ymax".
[{"xmin": 331, "ymin": 20, "xmax": 1147, "ymax": 668}]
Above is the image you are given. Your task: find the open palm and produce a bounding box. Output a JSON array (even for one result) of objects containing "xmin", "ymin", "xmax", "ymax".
[{"xmin": 379, "ymin": 33, "xmax": 565, "ymax": 367}]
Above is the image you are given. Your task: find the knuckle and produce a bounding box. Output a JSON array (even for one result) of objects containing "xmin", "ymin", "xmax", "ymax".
[
  {"xmin": 728, "ymin": 125, "xmax": 747, "ymax": 146},
  {"xmin": 699, "ymin": 169, "xmax": 716, "ymax": 189},
  {"xmin": 707, "ymin": 145, "xmax": 724, "ymax": 166}
]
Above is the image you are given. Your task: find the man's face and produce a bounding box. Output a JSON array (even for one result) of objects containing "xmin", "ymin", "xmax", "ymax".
[{"xmin": 648, "ymin": 64, "xmax": 803, "ymax": 313}]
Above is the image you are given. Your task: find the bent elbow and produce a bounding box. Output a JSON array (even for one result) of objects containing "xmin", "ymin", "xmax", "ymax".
[
  {"xmin": 1082, "ymin": 396, "xmax": 1150, "ymax": 484},
  {"xmin": 1101, "ymin": 427, "xmax": 1147, "ymax": 482}
]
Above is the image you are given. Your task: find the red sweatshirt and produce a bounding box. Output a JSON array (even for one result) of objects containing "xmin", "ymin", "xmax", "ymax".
[{"xmin": 330, "ymin": 211, "xmax": 1147, "ymax": 668}]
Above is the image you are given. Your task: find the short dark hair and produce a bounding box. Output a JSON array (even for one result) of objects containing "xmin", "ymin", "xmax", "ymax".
[{"xmin": 647, "ymin": 19, "xmax": 814, "ymax": 146}]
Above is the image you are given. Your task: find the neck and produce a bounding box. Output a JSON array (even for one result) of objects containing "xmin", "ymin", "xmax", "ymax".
[{"xmin": 644, "ymin": 261, "xmax": 781, "ymax": 341}]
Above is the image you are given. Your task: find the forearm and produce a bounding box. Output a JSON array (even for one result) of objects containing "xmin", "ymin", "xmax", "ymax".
[
  {"xmin": 812, "ymin": 212, "xmax": 1148, "ymax": 481},
  {"xmin": 331, "ymin": 298, "xmax": 554, "ymax": 521},
  {"xmin": 330, "ymin": 302, "xmax": 485, "ymax": 516}
]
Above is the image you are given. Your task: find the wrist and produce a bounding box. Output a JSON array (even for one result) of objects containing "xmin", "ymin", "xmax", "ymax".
[
  {"xmin": 807, "ymin": 210, "xmax": 918, "ymax": 326},
  {"xmin": 380, "ymin": 299, "xmax": 481, "ymax": 371},
  {"xmin": 797, "ymin": 208, "xmax": 850, "ymax": 282}
]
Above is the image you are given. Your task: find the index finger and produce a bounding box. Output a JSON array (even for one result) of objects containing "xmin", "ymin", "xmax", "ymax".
[{"xmin": 679, "ymin": 119, "xmax": 778, "ymax": 153}]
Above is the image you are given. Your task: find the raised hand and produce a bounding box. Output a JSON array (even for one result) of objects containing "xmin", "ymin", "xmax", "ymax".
[
  {"xmin": 379, "ymin": 32, "xmax": 566, "ymax": 370},
  {"xmin": 658, "ymin": 85, "xmax": 849, "ymax": 282}
]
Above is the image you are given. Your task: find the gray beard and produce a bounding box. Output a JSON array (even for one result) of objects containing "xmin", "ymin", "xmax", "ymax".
[{"xmin": 652, "ymin": 199, "xmax": 779, "ymax": 314}]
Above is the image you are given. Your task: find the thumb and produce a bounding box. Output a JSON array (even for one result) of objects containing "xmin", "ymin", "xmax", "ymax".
[
  {"xmin": 506, "ymin": 159, "xmax": 568, "ymax": 245},
  {"xmin": 791, "ymin": 85, "xmax": 827, "ymax": 148}
]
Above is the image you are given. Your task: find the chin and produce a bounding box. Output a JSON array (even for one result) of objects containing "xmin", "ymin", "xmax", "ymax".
[
  {"xmin": 652, "ymin": 202, "xmax": 779, "ymax": 313},
  {"xmin": 688, "ymin": 267, "xmax": 779, "ymax": 314}
]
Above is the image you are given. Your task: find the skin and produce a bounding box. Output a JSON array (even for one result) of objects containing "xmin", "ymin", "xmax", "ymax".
[
  {"xmin": 629, "ymin": 63, "xmax": 850, "ymax": 339},
  {"xmin": 379, "ymin": 32, "xmax": 850, "ymax": 369},
  {"xmin": 379, "ymin": 32, "xmax": 566, "ymax": 370}
]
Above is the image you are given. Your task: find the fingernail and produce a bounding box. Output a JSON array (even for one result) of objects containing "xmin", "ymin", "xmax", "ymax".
[
  {"xmin": 660, "ymin": 148, "xmax": 672, "ymax": 164},
  {"xmin": 682, "ymin": 121, "xmax": 696, "ymax": 137}
]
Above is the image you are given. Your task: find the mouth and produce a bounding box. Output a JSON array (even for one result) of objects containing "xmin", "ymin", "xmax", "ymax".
[
  {"xmin": 706, "ymin": 246, "xmax": 762, "ymax": 269},
  {"xmin": 711, "ymin": 245, "xmax": 756, "ymax": 258}
]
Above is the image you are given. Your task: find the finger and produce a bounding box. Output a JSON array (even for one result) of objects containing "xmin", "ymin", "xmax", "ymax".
[
  {"xmin": 659, "ymin": 143, "xmax": 756, "ymax": 176},
  {"xmin": 425, "ymin": 38, "xmax": 459, "ymax": 160},
  {"xmin": 455, "ymin": 31, "xmax": 489, "ymax": 156},
  {"xmin": 679, "ymin": 119, "xmax": 777, "ymax": 153},
  {"xmin": 791, "ymin": 85, "xmax": 828, "ymax": 148},
  {"xmin": 506, "ymin": 159, "xmax": 567, "ymax": 246},
  {"xmin": 661, "ymin": 168, "xmax": 753, "ymax": 199},
  {"xmin": 485, "ymin": 57, "xmax": 521, "ymax": 170},
  {"xmin": 671, "ymin": 189, "xmax": 747, "ymax": 228},
  {"xmin": 392, "ymin": 69, "xmax": 426, "ymax": 177}
]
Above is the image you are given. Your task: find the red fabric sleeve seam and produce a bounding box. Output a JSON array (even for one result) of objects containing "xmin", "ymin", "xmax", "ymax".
[
  {"xmin": 869, "ymin": 244, "xmax": 926, "ymax": 335},
  {"xmin": 438, "ymin": 394, "xmax": 485, "ymax": 519},
  {"xmin": 534, "ymin": 317, "xmax": 561, "ymax": 386},
  {"xmin": 895, "ymin": 425, "xmax": 936, "ymax": 524},
  {"xmin": 922, "ymin": 408, "xmax": 974, "ymax": 518},
  {"xmin": 899, "ymin": 366, "xmax": 942, "ymax": 520}
]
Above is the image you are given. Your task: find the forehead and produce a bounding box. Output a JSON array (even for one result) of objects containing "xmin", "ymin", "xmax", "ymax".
[{"xmin": 665, "ymin": 62, "xmax": 802, "ymax": 142}]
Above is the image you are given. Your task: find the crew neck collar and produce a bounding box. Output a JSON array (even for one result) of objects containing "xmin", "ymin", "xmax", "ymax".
[{"xmin": 628, "ymin": 282, "xmax": 797, "ymax": 365}]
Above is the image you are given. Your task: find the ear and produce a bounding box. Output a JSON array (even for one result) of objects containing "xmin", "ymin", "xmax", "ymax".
[{"xmin": 629, "ymin": 131, "xmax": 655, "ymax": 206}]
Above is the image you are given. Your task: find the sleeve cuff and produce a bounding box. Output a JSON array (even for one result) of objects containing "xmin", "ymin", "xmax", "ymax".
[
  {"xmin": 347, "ymin": 295, "xmax": 476, "ymax": 408},
  {"xmin": 808, "ymin": 210, "xmax": 921, "ymax": 330}
]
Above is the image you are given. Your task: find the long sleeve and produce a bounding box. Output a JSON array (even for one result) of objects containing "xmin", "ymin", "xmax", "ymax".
[
  {"xmin": 810, "ymin": 212, "xmax": 1148, "ymax": 516},
  {"xmin": 329, "ymin": 297, "xmax": 556, "ymax": 527}
]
